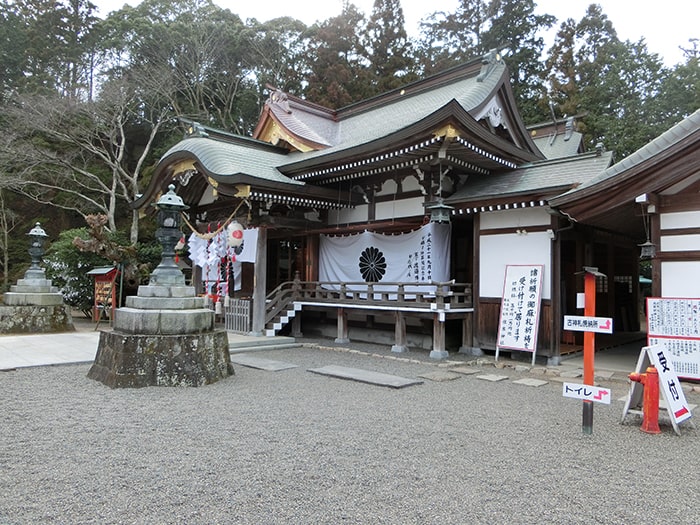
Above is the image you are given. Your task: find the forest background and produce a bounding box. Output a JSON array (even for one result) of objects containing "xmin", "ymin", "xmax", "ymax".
[{"xmin": 0, "ymin": 0, "xmax": 697, "ymax": 310}]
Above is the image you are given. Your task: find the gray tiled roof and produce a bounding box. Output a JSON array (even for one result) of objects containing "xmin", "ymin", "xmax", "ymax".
[
  {"xmin": 445, "ymin": 150, "xmax": 614, "ymax": 203},
  {"xmin": 533, "ymin": 131, "xmax": 583, "ymax": 160},
  {"xmin": 270, "ymin": 103, "xmax": 334, "ymax": 147},
  {"xmin": 161, "ymin": 137, "xmax": 303, "ymax": 186},
  {"xmin": 281, "ymin": 63, "xmax": 504, "ymax": 162}
]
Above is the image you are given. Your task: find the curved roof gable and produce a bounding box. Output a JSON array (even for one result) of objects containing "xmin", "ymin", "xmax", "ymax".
[{"xmin": 254, "ymin": 52, "xmax": 542, "ymax": 165}]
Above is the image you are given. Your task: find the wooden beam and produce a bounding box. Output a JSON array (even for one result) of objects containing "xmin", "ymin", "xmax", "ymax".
[
  {"xmin": 250, "ymin": 226, "xmax": 268, "ymax": 335},
  {"xmin": 430, "ymin": 312, "xmax": 448, "ymax": 359}
]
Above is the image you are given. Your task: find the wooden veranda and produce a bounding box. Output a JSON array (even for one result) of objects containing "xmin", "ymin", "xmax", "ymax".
[{"xmin": 226, "ymin": 279, "xmax": 474, "ymax": 358}]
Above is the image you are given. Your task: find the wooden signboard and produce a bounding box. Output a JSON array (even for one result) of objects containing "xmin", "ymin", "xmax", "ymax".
[{"xmin": 87, "ymin": 267, "xmax": 119, "ymax": 322}]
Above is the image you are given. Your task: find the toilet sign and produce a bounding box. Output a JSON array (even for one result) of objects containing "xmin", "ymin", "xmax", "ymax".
[
  {"xmin": 563, "ymin": 315, "xmax": 613, "ymax": 334},
  {"xmin": 563, "ymin": 383, "xmax": 612, "ymax": 404}
]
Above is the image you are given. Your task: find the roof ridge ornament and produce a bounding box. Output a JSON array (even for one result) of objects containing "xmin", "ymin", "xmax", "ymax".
[
  {"xmin": 269, "ymin": 88, "xmax": 292, "ymax": 114},
  {"xmin": 184, "ymin": 121, "xmax": 209, "ymax": 138},
  {"xmin": 477, "ymin": 48, "xmax": 505, "ymax": 83}
]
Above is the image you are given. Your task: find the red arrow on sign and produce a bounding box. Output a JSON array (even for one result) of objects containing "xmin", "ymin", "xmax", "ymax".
[{"xmin": 600, "ymin": 319, "xmax": 611, "ymax": 331}]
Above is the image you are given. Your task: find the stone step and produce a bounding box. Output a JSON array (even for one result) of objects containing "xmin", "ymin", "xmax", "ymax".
[{"xmin": 227, "ymin": 333, "xmax": 301, "ymax": 354}]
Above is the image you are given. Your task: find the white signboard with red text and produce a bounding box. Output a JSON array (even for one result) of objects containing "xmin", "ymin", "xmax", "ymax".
[
  {"xmin": 621, "ymin": 345, "xmax": 693, "ymax": 435},
  {"xmin": 562, "ymin": 383, "xmax": 612, "ymax": 405}
]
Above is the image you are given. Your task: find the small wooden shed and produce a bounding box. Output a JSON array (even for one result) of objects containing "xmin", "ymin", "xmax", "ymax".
[{"xmin": 86, "ymin": 266, "xmax": 119, "ymax": 322}]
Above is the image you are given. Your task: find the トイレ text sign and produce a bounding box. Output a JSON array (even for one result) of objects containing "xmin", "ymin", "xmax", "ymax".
[
  {"xmin": 562, "ymin": 383, "xmax": 612, "ymax": 404},
  {"xmin": 563, "ymin": 315, "xmax": 613, "ymax": 334}
]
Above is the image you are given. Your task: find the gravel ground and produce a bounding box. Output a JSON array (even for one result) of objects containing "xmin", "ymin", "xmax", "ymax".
[{"xmin": 1, "ymin": 339, "xmax": 699, "ymax": 525}]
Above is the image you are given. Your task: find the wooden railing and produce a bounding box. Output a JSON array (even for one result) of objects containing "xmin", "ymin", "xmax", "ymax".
[
  {"xmin": 265, "ymin": 280, "xmax": 473, "ymax": 325},
  {"xmin": 225, "ymin": 298, "xmax": 252, "ymax": 334}
]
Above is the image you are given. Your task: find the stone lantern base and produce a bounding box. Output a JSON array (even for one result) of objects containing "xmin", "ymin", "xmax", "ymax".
[
  {"xmin": 1, "ymin": 273, "xmax": 75, "ymax": 333},
  {"xmin": 88, "ymin": 284, "xmax": 233, "ymax": 388},
  {"xmin": 88, "ymin": 329, "xmax": 232, "ymax": 388}
]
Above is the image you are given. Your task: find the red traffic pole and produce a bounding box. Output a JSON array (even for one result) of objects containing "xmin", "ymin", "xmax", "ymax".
[{"xmin": 582, "ymin": 270, "xmax": 596, "ymax": 434}]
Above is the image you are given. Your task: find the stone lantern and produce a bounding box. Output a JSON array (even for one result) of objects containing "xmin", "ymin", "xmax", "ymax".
[
  {"xmin": 1, "ymin": 222, "xmax": 74, "ymax": 333},
  {"xmin": 150, "ymin": 184, "xmax": 190, "ymax": 286},
  {"xmin": 26, "ymin": 222, "xmax": 49, "ymax": 277},
  {"xmin": 88, "ymin": 184, "xmax": 233, "ymax": 388}
]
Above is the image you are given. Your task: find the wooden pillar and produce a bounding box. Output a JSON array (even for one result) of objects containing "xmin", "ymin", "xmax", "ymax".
[
  {"xmin": 607, "ymin": 241, "xmax": 616, "ymax": 321},
  {"xmin": 292, "ymin": 313, "xmax": 303, "ymax": 338},
  {"xmin": 458, "ymin": 312, "xmax": 481, "ymax": 355},
  {"xmin": 305, "ymin": 234, "xmax": 319, "ymax": 282},
  {"xmin": 651, "ymin": 213, "xmax": 661, "ymax": 298},
  {"xmin": 549, "ymin": 215, "xmax": 562, "ymax": 365},
  {"xmin": 291, "ymin": 273, "xmax": 302, "ymax": 337},
  {"xmin": 472, "ymin": 214, "xmax": 481, "ymax": 349},
  {"xmin": 250, "ymin": 226, "xmax": 268, "ymax": 336},
  {"xmin": 391, "ymin": 310, "xmax": 408, "ymax": 353},
  {"xmin": 430, "ymin": 312, "xmax": 448, "ymax": 359},
  {"xmin": 335, "ymin": 307, "xmax": 349, "ymax": 343}
]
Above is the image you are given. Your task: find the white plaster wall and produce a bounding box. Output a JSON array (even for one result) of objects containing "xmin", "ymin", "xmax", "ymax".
[
  {"xmin": 660, "ymin": 210, "xmax": 700, "ymax": 229},
  {"xmin": 479, "ymin": 208, "xmax": 550, "ymax": 230},
  {"xmin": 328, "ymin": 205, "xmax": 368, "ymax": 225},
  {"xmin": 661, "ymin": 234, "xmax": 700, "ymax": 251},
  {"xmin": 400, "ymin": 176, "xmax": 422, "ymax": 193},
  {"xmin": 661, "ymin": 261, "xmax": 700, "ymax": 297},
  {"xmin": 328, "ymin": 196, "xmax": 424, "ymax": 224},
  {"xmin": 480, "ymin": 232, "xmax": 552, "ymax": 299},
  {"xmin": 376, "ymin": 178, "xmax": 399, "ymax": 196},
  {"xmin": 376, "ymin": 197, "xmax": 424, "ymax": 221}
]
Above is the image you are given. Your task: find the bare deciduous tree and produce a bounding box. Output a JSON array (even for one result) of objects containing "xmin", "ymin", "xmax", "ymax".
[{"xmin": 0, "ymin": 72, "xmax": 174, "ymax": 244}]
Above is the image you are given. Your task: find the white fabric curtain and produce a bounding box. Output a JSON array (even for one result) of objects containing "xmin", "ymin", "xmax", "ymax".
[{"xmin": 319, "ymin": 223, "xmax": 451, "ymax": 291}]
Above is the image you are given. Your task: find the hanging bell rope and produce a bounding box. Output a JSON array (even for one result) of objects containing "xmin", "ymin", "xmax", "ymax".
[{"xmin": 179, "ymin": 199, "xmax": 249, "ymax": 240}]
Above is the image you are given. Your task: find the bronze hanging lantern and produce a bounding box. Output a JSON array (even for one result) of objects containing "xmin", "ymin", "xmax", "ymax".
[{"xmin": 427, "ymin": 198, "xmax": 454, "ymax": 224}]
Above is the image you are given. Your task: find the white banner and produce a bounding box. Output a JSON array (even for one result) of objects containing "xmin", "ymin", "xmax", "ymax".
[{"xmin": 319, "ymin": 223, "xmax": 450, "ymax": 289}]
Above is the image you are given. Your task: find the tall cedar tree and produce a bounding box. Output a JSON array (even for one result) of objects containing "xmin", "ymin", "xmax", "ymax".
[
  {"xmin": 656, "ymin": 43, "xmax": 700, "ymax": 129},
  {"xmin": 480, "ymin": 0, "xmax": 555, "ymax": 124},
  {"xmin": 416, "ymin": 0, "xmax": 489, "ymax": 76},
  {"xmin": 416, "ymin": 0, "xmax": 553, "ymax": 123},
  {"xmin": 304, "ymin": 3, "xmax": 372, "ymax": 108},
  {"xmin": 363, "ymin": 0, "xmax": 417, "ymax": 96},
  {"xmin": 1, "ymin": 0, "xmax": 98, "ymax": 99},
  {"xmin": 546, "ymin": 4, "xmax": 670, "ymax": 158},
  {"xmin": 243, "ymin": 17, "xmax": 310, "ymax": 103},
  {"xmin": 98, "ymin": 0, "xmax": 259, "ymax": 134}
]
